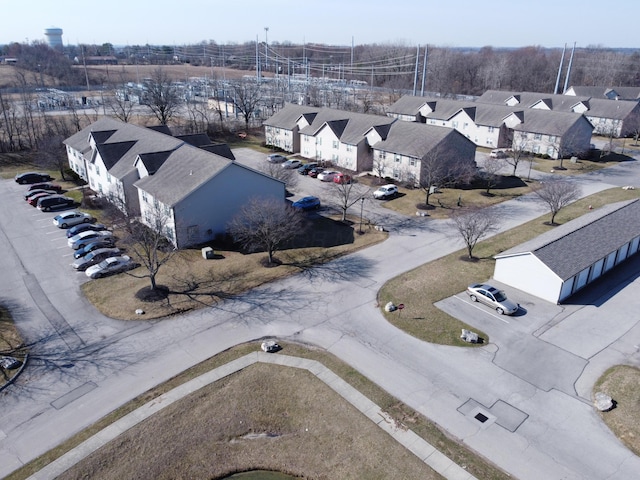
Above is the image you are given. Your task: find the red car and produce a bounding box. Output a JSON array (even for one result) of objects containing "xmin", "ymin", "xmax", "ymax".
[
  {"xmin": 333, "ymin": 173, "xmax": 352, "ymax": 184},
  {"xmin": 308, "ymin": 167, "xmax": 325, "ymax": 178},
  {"xmin": 27, "ymin": 192, "xmax": 55, "ymax": 206}
]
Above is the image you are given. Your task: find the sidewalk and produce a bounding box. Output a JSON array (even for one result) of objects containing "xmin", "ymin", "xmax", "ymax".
[{"xmin": 28, "ymin": 352, "xmax": 477, "ymax": 480}]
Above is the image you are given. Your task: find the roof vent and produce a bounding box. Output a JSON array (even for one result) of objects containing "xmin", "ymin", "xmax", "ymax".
[{"xmin": 189, "ymin": 170, "xmax": 193, "ymax": 175}]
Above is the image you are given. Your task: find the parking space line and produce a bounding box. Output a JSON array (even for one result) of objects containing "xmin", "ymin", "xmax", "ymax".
[{"xmin": 455, "ymin": 295, "xmax": 510, "ymax": 324}]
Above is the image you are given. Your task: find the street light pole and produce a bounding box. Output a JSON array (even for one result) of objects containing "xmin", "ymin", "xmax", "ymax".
[
  {"xmin": 264, "ymin": 27, "xmax": 269, "ymax": 71},
  {"xmin": 359, "ymin": 197, "xmax": 365, "ymax": 234}
]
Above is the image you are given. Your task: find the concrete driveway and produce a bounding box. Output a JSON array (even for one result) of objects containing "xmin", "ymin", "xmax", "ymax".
[{"xmin": 1, "ymin": 151, "xmax": 640, "ymax": 480}]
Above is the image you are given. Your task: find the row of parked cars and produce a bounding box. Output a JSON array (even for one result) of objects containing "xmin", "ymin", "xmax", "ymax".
[
  {"xmin": 50, "ymin": 210, "xmax": 138, "ymax": 278},
  {"xmin": 267, "ymin": 154, "xmax": 353, "ymax": 184},
  {"xmin": 18, "ymin": 172, "xmax": 76, "ymax": 212}
]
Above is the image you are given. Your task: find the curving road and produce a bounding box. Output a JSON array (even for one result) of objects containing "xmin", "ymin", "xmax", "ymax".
[{"xmin": 1, "ymin": 152, "xmax": 640, "ymax": 479}]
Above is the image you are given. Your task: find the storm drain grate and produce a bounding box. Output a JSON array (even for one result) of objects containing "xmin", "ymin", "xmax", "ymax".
[{"xmin": 475, "ymin": 413, "xmax": 489, "ymax": 423}]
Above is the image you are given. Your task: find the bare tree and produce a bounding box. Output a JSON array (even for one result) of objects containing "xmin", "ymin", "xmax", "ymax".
[
  {"xmin": 229, "ymin": 80, "xmax": 263, "ymax": 130},
  {"xmin": 419, "ymin": 145, "xmax": 476, "ymax": 207},
  {"xmin": 38, "ymin": 132, "xmax": 70, "ymax": 181},
  {"xmin": 451, "ymin": 206, "xmax": 500, "ymax": 259},
  {"xmin": 505, "ymin": 138, "xmax": 530, "ymax": 176},
  {"xmin": 258, "ymin": 162, "xmax": 298, "ymax": 191},
  {"xmin": 143, "ymin": 68, "xmax": 181, "ymax": 125},
  {"xmin": 105, "ymin": 77, "xmax": 136, "ymax": 123},
  {"xmin": 228, "ymin": 197, "xmax": 305, "ymax": 265},
  {"xmin": 482, "ymin": 156, "xmax": 505, "ymax": 195},
  {"xmin": 330, "ymin": 180, "xmax": 370, "ymax": 222},
  {"xmin": 121, "ymin": 200, "xmax": 177, "ymax": 292},
  {"xmin": 533, "ymin": 178, "xmax": 581, "ymax": 225},
  {"xmin": 372, "ymin": 155, "xmax": 389, "ymax": 184}
]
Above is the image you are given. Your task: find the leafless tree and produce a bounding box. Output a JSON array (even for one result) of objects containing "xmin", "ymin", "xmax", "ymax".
[
  {"xmin": 505, "ymin": 137, "xmax": 530, "ymax": 177},
  {"xmin": 330, "ymin": 180, "xmax": 370, "ymax": 222},
  {"xmin": 482, "ymin": 156, "xmax": 505, "ymax": 195},
  {"xmin": 38, "ymin": 132, "xmax": 70, "ymax": 180},
  {"xmin": 533, "ymin": 178, "xmax": 581, "ymax": 225},
  {"xmin": 258, "ymin": 162, "xmax": 298, "ymax": 191},
  {"xmin": 372, "ymin": 155, "xmax": 389, "ymax": 184},
  {"xmin": 228, "ymin": 197, "xmax": 305, "ymax": 265},
  {"xmin": 120, "ymin": 200, "xmax": 177, "ymax": 291},
  {"xmin": 451, "ymin": 206, "xmax": 500, "ymax": 259},
  {"xmin": 229, "ymin": 80, "xmax": 263, "ymax": 130},
  {"xmin": 184, "ymin": 97, "xmax": 213, "ymax": 134},
  {"xmin": 105, "ymin": 76, "xmax": 136, "ymax": 123},
  {"xmin": 143, "ymin": 68, "xmax": 181, "ymax": 125},
  {"xmin": 419, "ymin": 145, "xmax": 476, "ymax": 206}
]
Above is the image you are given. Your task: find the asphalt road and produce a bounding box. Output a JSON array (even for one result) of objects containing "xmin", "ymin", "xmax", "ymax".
[{"xmin": 1, "ymin": 151, "xmax": 640, "ymax": 479}]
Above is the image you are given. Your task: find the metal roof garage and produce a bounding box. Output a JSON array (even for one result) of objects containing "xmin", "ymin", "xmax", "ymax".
[{"xmin": 493, "ymin": 199, "xmax": 640, "ymax": 304}]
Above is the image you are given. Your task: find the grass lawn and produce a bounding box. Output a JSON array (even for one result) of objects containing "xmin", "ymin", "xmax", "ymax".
[
  {"xmin": 531, "ymin": 152, "xmax": 634, "ymax": 175},
  {"xmin": 378, "ymin": 187, "xmax": 640, "ymax": 345},
  {"xmin": 83, "ymin": 215, "xmax": 387, "ymax": 321},
  {"xmin": 0, "ymin": 307, "xmax": 25, "ymax": 386},
  {"xmin": 594, "ymin": 365, "xmax": 640, "ymax": 457},
  {"xmin": 9, "ymin": 342, "xmax": 510, "ymax": 480},
  {"xmin": 361, "ymin": 173, "xmax": 534, "ymax": 219}
]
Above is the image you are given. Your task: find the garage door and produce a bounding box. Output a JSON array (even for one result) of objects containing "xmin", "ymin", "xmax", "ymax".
[
  {"xmin": 590, "ymin": 258, "xmax": 605, "ymax": 281},
  {"xmin": 616, "ymin": 243, "xmax": 629, "ymax": 265},
  {"xmin": 604, "ymin": 251, "xmax": 617, "ymax": 272},
  {"xmin": 574, "ymin": 267, "xmax": 591, "ymax": 292}
]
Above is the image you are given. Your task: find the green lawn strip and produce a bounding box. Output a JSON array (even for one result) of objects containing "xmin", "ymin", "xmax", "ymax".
[
  {"xmin": 8, "ymin": 342, "xmax": 510, "ymax": 480},
  {"xmin": 379, "ymin": 188, "xmax": 640, "ymax": 346},
  {"xmin": 593, "ymin": 365, "xmax": 640, "ymax": 457}
]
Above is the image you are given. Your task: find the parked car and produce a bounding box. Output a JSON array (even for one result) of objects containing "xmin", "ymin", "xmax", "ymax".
[
  {"xmin": 68, "ymin": 230, "xmax": 114, "ymax": 250},
  {"xmin": 53, "ymin": 211, "xmax": 95, "ymax": 229},
  {"xmin": 466, "ymin": 283, "xmax": 518, "ymax": 315},
  {"xmin": 490, "ymin": 149, "xmax": 508, "ymax": 159},
  {"xmin": 267, "ymin": 153, "xmax": 287, "ymax": 163},
  {"xmin": 27, "ymin": 192, "xmax": 56, "ymax": 206},
  {"xmin": 333, "ymin": 173, "xmax": 352, "ymax": 184},
  {"xmin": 308, "ymin": 167, "xmax": 325, "ymax": 178},
  {"xmin": 66, "ymin": 223, "xmax": 107, "ymax": 238},
  {"xmin": 292, "ymin": 196, "xmax": 321, "ymax": 211},
  {"xmin": 25, "ymin": 189, "xmax": 57, "ymax": 201},
  {"xmin": 73, "ymin": 239, "xmax": 117, "ymax": 259},
  {"xmin": 72, "ymin": 247, "xmax": 121, "ymax": 271},
  {"xmin": 85, "ymin": 255, "xmax": 137, "ymax": 279},
  {"xmin": 28, "ymin": 182, "xmax": 63, "ymax": 193},
  {"xmin": 0, "ymin": 356, "xmax": 22, "ymax": 370},
  {"xmin": 373, "ymin": 184, "xmax": 399, "ymax": 199},
  {"xmin": 37, "ymin": 195, "xmax": 75, "ymax": 212},
  {"xmin": 297, "ymin": 162, "xmax": 319, "ymax": 175},
  {"xmin": 15, "ymin": 172, "xmax": 52, "ymax": 184},
  {"xmin": 282, "ymin": 159, "xmax": 302, "ymax": 169},
  {"xmin": 317, "ymin": 170, "xmax": 340, "ymax": 182}
]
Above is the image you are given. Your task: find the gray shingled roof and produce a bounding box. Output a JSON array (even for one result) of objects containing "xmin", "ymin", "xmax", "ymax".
[
  {"xmin": 134, "ymin": 144, "xmax": 233, "ymax": 206},
  {"xmin": 477, "ymin": 90, "xmax": 592, "ymax": 110},
  {"xmin": 496, "ymin": 199, "xmax": 640, "ymax": 280},
  {"xmin": 262, "ymin": 103, "xmax": 321, "ymax": 128},
  {"xmin": 510, "ymin": 109, "xmax": 589, "ymax": 136},
  {"xmin": 387, "ymin": 96, "xmax": 431, "ymax": 115},
  {"xmin": 569, "ymin": 86, "xmax": 640, "ymax": 101},
  {"xmin": 582, "ymin": 98, "xmax": 640, "ymax": 121},
  {"xmin": 298, "ymin": 108, "xmax": 395, "ymax": 145},
  {"xmin": 371, "ymin": 121, "xmax": 466, "ymax": 157}
]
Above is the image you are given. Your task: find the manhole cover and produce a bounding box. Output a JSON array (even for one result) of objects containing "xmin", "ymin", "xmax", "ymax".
[{"xmin": 475, "ymin": 413, "xmax": 489, "ymax": 423}]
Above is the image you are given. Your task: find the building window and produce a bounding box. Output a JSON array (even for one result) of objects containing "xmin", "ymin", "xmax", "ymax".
[
  {"xmin": 463, "ymin": 122, "xmax": 469, "ymax": 129},
  {"xmin": 533, "ymin": 145, "xmax": 540, "ymax": 153},
  {"xmin": 409, "ymin": 158, "xmax": 416, "ymax": 166},
  {"xmin": 488, "ymin": 126, "xmax": 495, "ymax": 133},
  {"xmin": 452, "ymin": 121, "xmax": 459, "ymax": 128},
  {"xmin": 316, "ymin": 137, "xmax": 322, "ymax": 146},
  {"xmin": 332, "ymin": 140, "xmax": 339, "ymax": 149},
  {"xmin": 142, "ymin": 191, "xmax": 148, "ymax": 203},
  {"xmin": 534, "ymin": 133, "xmax": 542, "ymax": 140},
  {"xmin": 393, "ymin": 169, "xmax": 400, "ymax": 179},
  {"xmin": 548, "ymin": 135, "xmax": 557, "ymax": 142},
  {"xmin": 379, "ymin": 151, "xmax": 386, "ymax": 160},
  {"xmin": 304, "ymin": 135, "xmax": 309, "ymax": 142},
  {"xmin": 395, "ymin": 154, "xmax": 401, "ymax": 163},
  {"xmin": 546, "ymin": 146, "xmax": 554, "ymax": 156},
  {"xmin": 346, "ymin": 144, "xmax": 352, "ymax": 152},
  {"xmin": 96, "ymin": 165, "xmax": 100, "ymax": 175},
  {"xmin": 332, "ymin": 154, "xmax": 339, "ymax": 161}
]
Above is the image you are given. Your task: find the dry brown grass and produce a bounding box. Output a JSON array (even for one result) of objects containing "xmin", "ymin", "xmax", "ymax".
[
  {"xmin": 594, "ymin": 365, "xmax": 640, "ymax": 456},
  {"xmin": 532, "ymin": 153, "xmax": 632, "ymax": 175},
  {"xmin": 56, "ymin": 362, "xmax": 438, "ymax": 480},
  {"xmin": 361, "ymin": 174, "xmax": 533, "ymax": 219},
  {"xmin": 83, "ymin": 216, "xmax": 387, "ymax": 321},
  {"xmin": 10, "ymin": 342, "xmax": 510, "ymax": 480},
  {"xmin": 379, "ymin": 187, "xmax": 640, "ymax": 345}
]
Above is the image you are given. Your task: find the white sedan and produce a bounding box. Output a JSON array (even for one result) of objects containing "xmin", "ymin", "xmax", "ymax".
[
  {"xmin": 317, "ymin": 170, "xmax": 340, "ymax": 182},
  {"xmin": 281, "ymin": 159, "xmax": 302, "ymax": 169},
  {"xmin": 53, "ymin": 211, "xmax": 95, "ymax": 229},
  {"xmin": 85, "ymin": 255, "xmax": 137, "ymax": 279}
]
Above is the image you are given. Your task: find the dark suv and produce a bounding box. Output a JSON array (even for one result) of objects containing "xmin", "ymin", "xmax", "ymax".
[
  {"xmin": 36, "ymin": 195, "xmax": 75, "ymax": 212},
  {"xmin": 297, "ymin": 162, "xmax": 319, "ymax": 175}
]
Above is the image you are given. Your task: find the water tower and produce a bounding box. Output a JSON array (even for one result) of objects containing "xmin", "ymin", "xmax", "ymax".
[{"xmin": 44, "ymin": 28, "xmax": 63, "ymax": 51}]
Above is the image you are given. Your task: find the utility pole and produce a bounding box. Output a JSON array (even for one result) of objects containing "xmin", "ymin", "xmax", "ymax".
[
  {"xmin": 264, "ymin": 27, "xmax": 269, "ymax": 71},
  {"xmin": 412, "ymin": 44, "xmax": 420, "ymax": 96},
  {"xmin": 554, "ymin": 44, "xmax": 567, "ymax": 95},
  {"xmin": 563, "ymin": 42, "xmax": 576, "ymax": 94}
]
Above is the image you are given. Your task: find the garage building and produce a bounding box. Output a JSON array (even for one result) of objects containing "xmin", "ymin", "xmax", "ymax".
[{"xmin": 493, "ymin": 199, "xmax": 640, "ymax": 304}]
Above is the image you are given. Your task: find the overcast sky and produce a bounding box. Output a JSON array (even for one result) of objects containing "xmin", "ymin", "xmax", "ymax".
[{"xmin": 1, "ymin": 0, "xmax": 636, "ymax": 49}]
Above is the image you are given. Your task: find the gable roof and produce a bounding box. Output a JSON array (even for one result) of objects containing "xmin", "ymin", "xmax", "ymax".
[
  {"xmin": 134, "ymin": 144, "xmax": 233, "ymax": 206},
  {"xmin": 94, "ymin": 141, "xmax": 137, "ymax": 169},
  {"xmin": 199, "ymin": 143, "xmax": 235, "ymax": 160},
  {"xmin": 496, "ymin": 199, "xmax": 640, "ymax": 280},
  {"xmin": 176, "ymin": 133, "xmax": 213, "ymax": 148},
  {"xmin": 387, "ymin": 95, "xmax": 431, "ymax": 115},
  {"xmin": 371, "ymin": 121, "xmax": 471, "ymax": 157},
  {"xmin": 262, "ymin": 103, "xmax": 321, "ymax": 128},
  {"xmin": 511, "ymin": 109, "xmax": 590, "ymax": 136},
  {"xmin": 298, "ymin": 107, "xmax": 396, "ymax": 145},
  {"xmin": 568, "ymin": 86, "xmax": 640, "ymax": 101},
  {"xmin": 136, "ymin": 151, "xmax": 174, "ymax": 175}
]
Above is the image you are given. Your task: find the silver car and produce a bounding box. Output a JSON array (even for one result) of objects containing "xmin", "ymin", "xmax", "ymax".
[
  {"xmin": 72, "ymin": 247, "xmax": 121, "ymax": 271},
  {"xmin": 68, "ymin": 230, "xmax": 114, "ymax": 249},
  {"xmin": 466, "ymin": 283, "xmax": 518, "ymax": 315}
]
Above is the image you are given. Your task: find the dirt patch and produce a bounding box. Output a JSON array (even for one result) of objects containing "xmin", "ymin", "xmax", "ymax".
[{"xmin": 56, "ymin": 363, "xmax": 436, "ymax": 480}]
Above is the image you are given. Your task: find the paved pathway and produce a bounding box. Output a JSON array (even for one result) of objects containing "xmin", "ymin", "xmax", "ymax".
[{"xmin": 28, "ymin": 352, "xmax": 477, "ymax": 480}]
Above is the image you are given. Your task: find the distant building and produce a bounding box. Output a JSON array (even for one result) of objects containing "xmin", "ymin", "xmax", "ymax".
[{"xmin": 44, "ymin": 28, "xmax": 63, "ymax": 51}]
